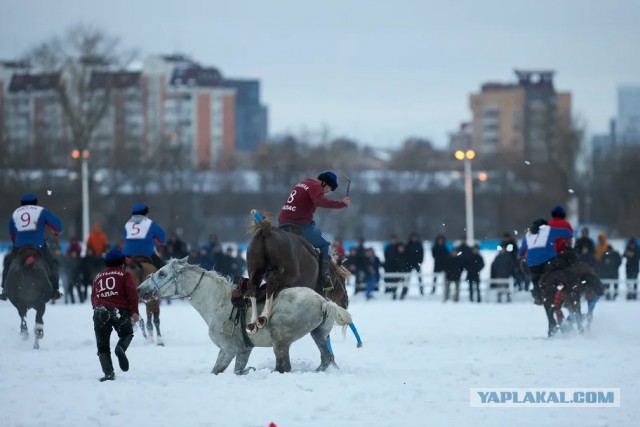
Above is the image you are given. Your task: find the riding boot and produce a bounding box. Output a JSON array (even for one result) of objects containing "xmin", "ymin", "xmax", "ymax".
[
  {"xmin": 115, "ymin": 334, "xmax": 134, "ymax": 372},
  {"xmin": 318, "ymin": 252, "xmax": 333, "ymax": 291},
  {"xmin": 98, "ymin": 353, "xmax": 115, "ymax": 382}
]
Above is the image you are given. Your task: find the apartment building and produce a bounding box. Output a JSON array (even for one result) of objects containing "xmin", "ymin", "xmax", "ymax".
[{"xmin": 468, "ymin": 70, "xmax": 571, "ymax": 162}]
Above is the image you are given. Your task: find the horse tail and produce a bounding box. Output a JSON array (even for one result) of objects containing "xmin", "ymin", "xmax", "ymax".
[
  {"xmin": 249, "ymin": 209, "xmax": 272, "ymax": 237},
  {"xmin": 322, "ymin": 300, "xmax": 352, "ymax": 327}
]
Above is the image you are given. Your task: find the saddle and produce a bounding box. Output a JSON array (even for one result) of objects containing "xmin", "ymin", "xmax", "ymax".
[
  {"xmin": 231, "ymin": 276, "xmax": 267, "ymax": 302},
  {"xmin": 278, "ymin": 224, "xmax": 304, "ymax": 236},
  {"xmin": 16, "ymin": 247, "xmax": 47, "ymax": 270}
]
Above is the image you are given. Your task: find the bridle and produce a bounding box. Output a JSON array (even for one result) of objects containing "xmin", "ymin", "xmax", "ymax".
[{"xmin": 146, "ymin": 262, "xmax": 206, "ymax": 301}]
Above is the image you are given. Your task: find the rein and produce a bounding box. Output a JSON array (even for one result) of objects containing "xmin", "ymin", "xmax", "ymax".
[{"xmin": 148, "ymin": 265, "xmax": 206, "ymax": 301}]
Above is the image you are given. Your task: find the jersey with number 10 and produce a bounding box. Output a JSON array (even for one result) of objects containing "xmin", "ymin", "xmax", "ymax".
[
  {"xmin": 9, "ymin": 205, "xmax": 62, "ymax": 248},
  {"xmin": 91, "ymin": 267, "xmax": 139, "ymax": 314}
]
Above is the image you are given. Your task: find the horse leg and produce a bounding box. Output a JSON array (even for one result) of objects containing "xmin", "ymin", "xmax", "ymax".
[
  {"xmin": 233, "ymin": 349, "xmax": 255, "ymax": 375},
  {"xmin": 17, "ymin": 304, "xmax": 29, "ymax": 341},
  {"xmin": 273, "ymin": 341, "xmax": 292, "ymax": 373},
  {"xmin": 211, "ymin": 348, "xmax": 236, "ymax": 375},
  {"xmin": 256, "ymin": 294, "xmax": 274, "ymax": 329},
  {"xmin": 573, "ymin": 299, "xmax": 584, "ymax": 334},
  {"xmin": 246, "ymin": 296, "xmax": 259, "ymax": 335},
  {"xmin": 146, "ymin": 303, "xmax": 154, "ymax": 342},
  {"xmin": 33, "ymin": 301, "xmax": 46, "ymax": 349},
  {"xmin": 544, "ymin": 303, "xmax": 559, "ymax": 337},
  {"xmin": 310, "ymin": 325, "xmax": 336, "ymax": 372},
  {"xmin": 152, "ymin": 303, "xmax": 163, "ymax": 346}
]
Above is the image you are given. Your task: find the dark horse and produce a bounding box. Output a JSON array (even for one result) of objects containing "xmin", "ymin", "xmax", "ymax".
[
  {"xmin": 245, "ymin": 212, "xmax": 350, "ymax": 334},
  {"xmin": 539, "ymin": 252, "xmax": 604, "ymax": 337},
  {"xmin": 5, "ymin": 247, "xmax": 53, "ymax": 349},
  {"xmin": 125, "ymin": 256, "xmax": 164, "ymax": 346}
]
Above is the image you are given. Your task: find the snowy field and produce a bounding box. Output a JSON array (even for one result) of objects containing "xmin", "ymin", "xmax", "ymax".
[{"xmin": 1, "ymin": 290, "xmax": 639, "ymax": 427}]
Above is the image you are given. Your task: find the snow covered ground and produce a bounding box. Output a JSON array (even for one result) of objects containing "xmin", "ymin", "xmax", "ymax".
[{"xmin": 1, "ymin": 290, "xmax": 639, "ymax": 427}]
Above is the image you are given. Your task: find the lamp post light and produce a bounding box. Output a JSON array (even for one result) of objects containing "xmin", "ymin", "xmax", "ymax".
[
  {"xmin": 454, "ymin": 149, "xmax": 475, "ymax": 244},
  {"xmin": 72, "ymin": 149, "xmax": 91, "ymax": 243}
]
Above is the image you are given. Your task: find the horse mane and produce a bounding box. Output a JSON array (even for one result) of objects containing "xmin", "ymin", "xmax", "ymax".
[{"xmin": 248, "ymin": 210, "xmax": 272, "ymax": 236}]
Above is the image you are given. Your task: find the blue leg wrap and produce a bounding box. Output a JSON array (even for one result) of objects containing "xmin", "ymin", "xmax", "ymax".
[
  {"xmin": 326, "ymin": 337, "xmax": 333, "ymax": 354},
  {"xmin": 588, "ymin": 296, "xmax": 600, "ymax": 312},
  {"xmin": 349, "ymin": 322, "xmax": 363, "ymax": 348}
]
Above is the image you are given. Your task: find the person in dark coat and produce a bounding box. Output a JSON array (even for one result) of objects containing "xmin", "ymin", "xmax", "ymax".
[
  {"xmin": 405, "ymin": 232, "xmax": 425, "ymax": 295},
  {"xmin": 91, "ymin": 249, "xmax": 139, "ymax": 382},
  {"xmin": 574, "ymin": 228, "xmax": 595, "ymax": 263},
  {"xmin": 491, "ymin": 247, "xmax": 515, "ymax": 303},
  {"xmin": 467, "ymin": 244, "xmax": 485, "ymax": 303},
  {"xmin": 501, "ymin": 232, "xmax": 526, "ymax": 291},
  {"xmin": 595, "ymin": 245, "xmax": 622, "ymax": 300},
  {"xmin": 624, "ymin": 238, "xmax": 639, "ymax": 300},
  {"xmin": 444, "ymin": 250, "xmax": 464, "ymax": 302},
  {"xmin": 431, "ymin": 235, "xmax": 449, "ymax": 294},
  {"xmin": 384, "ymin": 241, "xmax": 411, "ymax": 300},
  {"xmin": 165, "ymin": 232, "xmax": 189, "ymax": 260},
  {"xmin": 363, "ymin": 248, "xmax": 382, "ymax": 300}
]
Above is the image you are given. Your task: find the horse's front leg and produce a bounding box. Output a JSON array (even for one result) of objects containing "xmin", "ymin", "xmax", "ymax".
[
  {"xmin": 256, "ymin": 294, "xmax": 274, "ymax": 329},
  {"xmin": 211, "ymin": 348, "xmax": 236, "ymax": 375},
  {"xmin": 544, "ymin": 303, "xmax": 559, "ymax": 337},
  {"xmin": 246, "ymin": 297, "xmax": 259, "ymax": 335},
  {"xmin": 233, "ymin": 348, "xmax": 255, "ymax": 375},
  {"xmin": 17, "ymin": 304, "xmax": 29, "ymax": 341},
  {"xmin": 33, "ymin": 301, "xmax": 46, "ymax": 349}
]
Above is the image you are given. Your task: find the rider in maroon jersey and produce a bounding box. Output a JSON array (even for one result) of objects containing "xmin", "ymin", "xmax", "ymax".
[{"xmin": 278, "ymin": 171, "xmax": 351, "ymax": 289}]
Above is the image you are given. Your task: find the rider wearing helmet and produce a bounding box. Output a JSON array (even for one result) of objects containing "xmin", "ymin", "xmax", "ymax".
[
  {"xmin": 277, "ymin": 171, "xmax": 351, "ymax": 289},
  {"xmin": 0, "ymin": 193, "xmax": 63, "ymax": 301},
  {"xmin": 122, "ymin": 204, "xmax": 166, "ymax": 269}
]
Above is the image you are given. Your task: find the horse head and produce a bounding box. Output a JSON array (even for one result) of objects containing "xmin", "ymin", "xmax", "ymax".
[{"xmin": 138, "ymin": 257, "xmax": 189, "ymax": 301}]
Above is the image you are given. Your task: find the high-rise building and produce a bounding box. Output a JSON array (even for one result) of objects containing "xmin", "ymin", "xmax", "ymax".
[
  {"xmin": 468, "ymin": 70, "xmax": 572, "ymax": 162},
  {"xmin": 222, "ymin": 79, "xmax": 268, "ymax": 152},
  {"xmin": 616, "ymin": 85, "xmax": 640, "ymax": 144}
]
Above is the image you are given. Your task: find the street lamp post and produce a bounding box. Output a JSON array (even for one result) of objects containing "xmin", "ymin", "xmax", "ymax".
[
  {"xmin": 455, "ymin": 149, "xmax": 475, "ymax": 244},
  {"xmin": 72, "ymin": 149, "xmax": 91, "ymax": 243}
]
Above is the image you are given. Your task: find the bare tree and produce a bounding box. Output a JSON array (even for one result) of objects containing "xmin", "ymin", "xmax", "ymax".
[{"xmin": 25, "ymin": 24, "xmax": 136, "ymax": 155}]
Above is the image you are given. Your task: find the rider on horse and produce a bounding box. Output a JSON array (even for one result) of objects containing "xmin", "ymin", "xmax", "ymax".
[
  {"xmin": 277, "ymin": 171, "xmax": 351, "ymax": 290},
  {"xmin": 518, "ymin": 218, "xmax": 573, "ymax": 305},
  {"xmin": 0, "ymin": 193, "xmax": 63, "ymax": 301},
  {"xmin": 122, "ymin": 203, "xmax": 166, "ymax": 269}
]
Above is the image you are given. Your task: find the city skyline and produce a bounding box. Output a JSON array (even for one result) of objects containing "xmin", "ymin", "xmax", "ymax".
[{"xmin": 1, "ymin": 0, "xmax": 638, "ymax": 149}]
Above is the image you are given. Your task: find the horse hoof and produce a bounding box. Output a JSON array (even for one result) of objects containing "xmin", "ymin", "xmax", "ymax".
[
  {"xmin": 20, "ymin": 331, "xmax": 29, "ymax": 341},
  {"xmin": 256, "ymin": 317, "xmax": 268, "ymax": 329},
  {"xmin": 157, "ymin": 337, "xmax": 165, "ymax": 346},
  {"xmin": 246, "ymin": 324, "xmax": 257, "ymax": 335}
]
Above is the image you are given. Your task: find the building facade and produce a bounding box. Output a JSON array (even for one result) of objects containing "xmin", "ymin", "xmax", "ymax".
[
  {"xmin": 0, "ymin": 54, "xmax": 269, "ymax": 171},
  {"xmin": 468, "ymin": 70, "xmax": 571, "ymax": 162}
]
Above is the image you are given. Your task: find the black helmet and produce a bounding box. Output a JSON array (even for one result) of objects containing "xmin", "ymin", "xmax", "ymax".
[{"xmin": 317, "ymin": 171, "xmax": 338, "ymax": 191}]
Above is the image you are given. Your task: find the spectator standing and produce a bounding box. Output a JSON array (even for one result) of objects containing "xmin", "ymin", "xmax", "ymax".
[
  {"xmin": 431, "ymin": 235, "xmax": 449, "ymax": 294},
  {"xmin": 467, "ymin": 244, "xmax": 485, "ymax": 303},
  {"xmin": 444, "ymin": 249, "xmax": 463, "ymax": 302},
  {"xmin": 405, "ymin": 232, "xmax": 425, "ymax": 295},
  {"xmin": 331, "ymin": 238, "xmax": 346, "ymax": 259},
  {"xmin": 65, "ymin": 236, "xmax": 83, "ymax": 304},
  {"xmin": 623, "ymin": 238, "xmax": 639, "ymax": 300},
  {"xmin": 594, "ymin": 232, "xmax": 609, "ymax": 263},
  {"xmin": 491, "ymin": 246, "xmax": 516, "ymax": 303},
  {"xmin": 165, "ymin": 232, "xmax": 189, "ymax": 260},
  {"xmin": 574, "ymin": 228, "xmax": 595, "ymax": 259},
  {"xmin": 234, "ymin": 249, "xmax": 247, "ymax": 277},
  {"xmin": 363, "ymin": 248, "xmax": 382, "ymax": 300},
  {"xmin": 86, "ymin": 222, "xmax": 109, "ymax": 258},
  {"xmin": 595, "ymin": 245, "xmax": 622, "ymax": 300}
]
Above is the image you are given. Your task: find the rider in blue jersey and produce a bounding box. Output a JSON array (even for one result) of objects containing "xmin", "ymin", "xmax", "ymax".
[
  {"xmin": 1, "ymin": 194, "xmax": 63, "ymax": 301},
  {"xmin": 122, "ymin": 204, "xmax": 166, "ymax": 269},
  {"xmin": 519, "ymin": 218, "xmax": 573, "ymax": 305}
]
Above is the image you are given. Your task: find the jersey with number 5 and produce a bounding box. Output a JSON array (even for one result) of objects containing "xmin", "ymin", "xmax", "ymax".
[{"xmin": 122, "ymin": 216, "xmax": 166, "ymax": 256}]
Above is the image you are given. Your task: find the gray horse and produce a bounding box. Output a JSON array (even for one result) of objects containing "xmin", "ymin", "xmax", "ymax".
[{"xmin": 137, "ymin": 258, "xmax": 353, "ymax": 374}]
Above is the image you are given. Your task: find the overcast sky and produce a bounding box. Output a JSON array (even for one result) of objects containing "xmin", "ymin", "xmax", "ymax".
[{"xmin": 1, "ymin": 0, "xmax": 638, "ymax": 148}]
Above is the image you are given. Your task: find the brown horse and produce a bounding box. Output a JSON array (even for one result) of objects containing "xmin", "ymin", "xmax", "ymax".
[
  {"xmin": 125, "ymin": 256, "xmax": 164, "ymax": 346},
  {"xmin": 245, "ymin": 213, "xmax": 349, "ymax": 334}
]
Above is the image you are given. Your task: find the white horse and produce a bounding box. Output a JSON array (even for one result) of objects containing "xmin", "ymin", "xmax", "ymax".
[{"xmin": 137, "ymin": 258, "xmax": 353, "ymax": 373}]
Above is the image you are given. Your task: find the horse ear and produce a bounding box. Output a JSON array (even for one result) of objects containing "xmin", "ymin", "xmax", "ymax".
[{"xmin": 180, "ymin": 256, "xmax": 189, "ymax": 263}]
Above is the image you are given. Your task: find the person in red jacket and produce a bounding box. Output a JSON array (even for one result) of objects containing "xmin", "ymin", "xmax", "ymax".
[
  {"xmin": 278, "ymin": 171, "xmax": 350, "ymax": 289},
  {"xmin": 548, "ymin": 205, "xmax": 574, "ymax": 253},
  {"xmin": 91, "ymin": 249, "xmax": 140, "ymax": 382}
]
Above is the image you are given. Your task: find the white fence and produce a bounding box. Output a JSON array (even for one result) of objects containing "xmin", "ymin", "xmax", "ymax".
[{"xmin": 348, "ymin": 272, "xmax": 640, "ymax": 303}]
